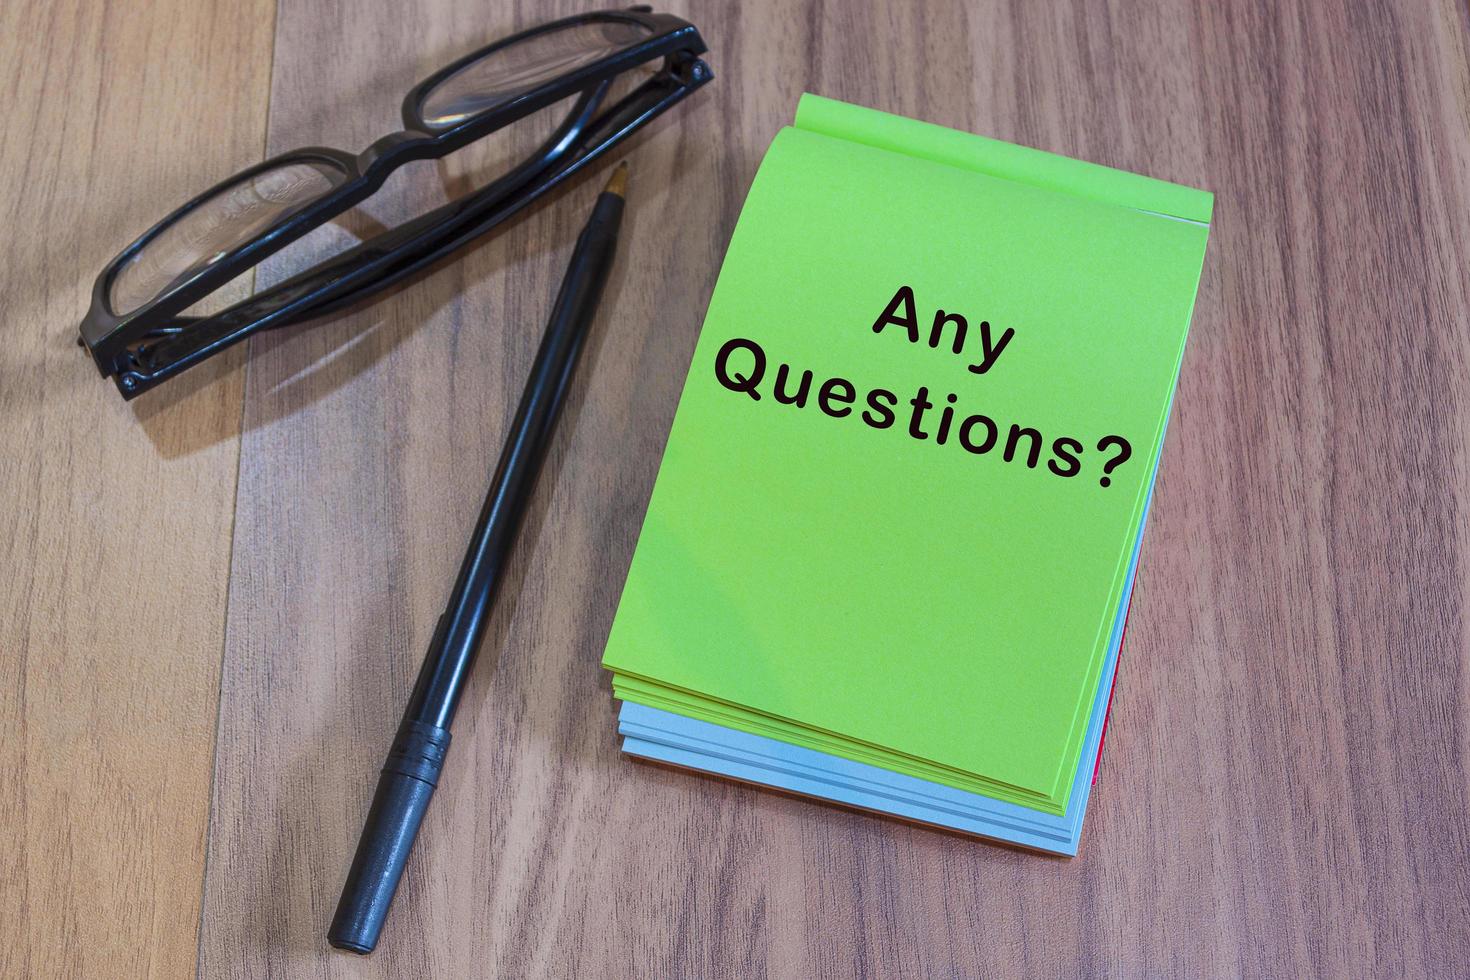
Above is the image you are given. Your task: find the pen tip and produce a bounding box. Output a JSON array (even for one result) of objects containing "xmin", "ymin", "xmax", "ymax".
[{"xmin": 605, "ymin": 161, "xmax": 629, "ymax": 198}]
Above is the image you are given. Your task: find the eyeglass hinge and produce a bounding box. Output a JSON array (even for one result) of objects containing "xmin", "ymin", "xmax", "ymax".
[{"xmin": 669, "ymin": 52, "xmax": 712, "ymax": 87}]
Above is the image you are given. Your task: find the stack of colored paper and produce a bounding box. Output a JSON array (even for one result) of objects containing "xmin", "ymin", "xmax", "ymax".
[{"xmin": 600, "ymin": 95, "xmax": 1211, "ymax": 854}]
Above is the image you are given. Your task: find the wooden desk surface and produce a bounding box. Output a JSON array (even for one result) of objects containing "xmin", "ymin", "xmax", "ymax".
[{"xmin": 4, "ymin": 1, "xmax": 1469, "ymax": 976}]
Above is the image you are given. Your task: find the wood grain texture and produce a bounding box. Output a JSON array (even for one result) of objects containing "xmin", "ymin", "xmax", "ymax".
[
  {"xmin": 7, "ymin": 0, "xmax": 1470, "ymax": 976},
  {"xmin": 0, "ymin": 0, "xmax": 274, "ymax": 977},
  {"xmin": 195, "ymin": 0, "xmax": 1470, "ymax": 976}
]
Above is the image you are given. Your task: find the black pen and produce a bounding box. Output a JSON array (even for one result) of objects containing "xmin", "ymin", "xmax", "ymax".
[{"xmin": 328, "ymin": 162, "xmax": 629, "ymax": 954}]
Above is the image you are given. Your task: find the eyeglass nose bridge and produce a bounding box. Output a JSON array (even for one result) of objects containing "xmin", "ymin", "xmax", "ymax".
[{"xmin": 356, "ymin": 131, "xmax": 434, "ymax": 174}]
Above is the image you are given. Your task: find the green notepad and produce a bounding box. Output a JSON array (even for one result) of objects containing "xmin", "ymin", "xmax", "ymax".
[{"xmin": 603, "ymin": 95, "xmax": 1211, "ymax": 816}]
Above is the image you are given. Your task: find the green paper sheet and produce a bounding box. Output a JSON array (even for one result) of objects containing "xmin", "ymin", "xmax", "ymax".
[{"xmin": 602, "ymin": 95, "xmax": 1211, "ymax": 813}]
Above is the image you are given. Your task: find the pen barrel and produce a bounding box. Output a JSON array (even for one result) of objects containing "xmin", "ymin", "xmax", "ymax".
[
  {"xmin": 329, "ymin": 182, "xmax": 625, "ymax": 955},
  {"xmin": 402, "ymin": 190, "xmax": 624, "ymax": 732},
  {"xmin": 328, "ymin": 722, "xmax": 451, "ymax": 954}
]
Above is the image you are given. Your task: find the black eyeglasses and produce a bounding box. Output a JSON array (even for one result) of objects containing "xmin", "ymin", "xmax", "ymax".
[{"xmin": 78, "ymin": 7, "xmax": 710, "ymax": 399}]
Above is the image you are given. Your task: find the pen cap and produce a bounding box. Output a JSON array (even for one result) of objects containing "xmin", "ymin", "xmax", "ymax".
[{"xmin": 328, "ymin": 722, "xmax": 451, "ymax": 954}]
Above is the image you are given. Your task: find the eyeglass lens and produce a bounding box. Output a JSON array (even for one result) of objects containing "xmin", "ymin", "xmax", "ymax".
[
  {"xmin": 109, "ymin": 160, "xmax": 344, "ymax": 315},
  {"xmin": 419, "ymin": 18, "xmax": 653, "ymax": 130}
]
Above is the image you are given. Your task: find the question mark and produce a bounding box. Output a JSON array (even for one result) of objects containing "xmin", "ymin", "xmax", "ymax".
[{"xmin": 1095, "ymin": 435, "xmax": 1132, "ymax": 488}]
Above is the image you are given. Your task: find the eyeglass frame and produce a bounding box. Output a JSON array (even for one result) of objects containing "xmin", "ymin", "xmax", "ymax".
[{"xmin": 78, "ymin": 6, "xmax": 711, "ymax": 399}]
